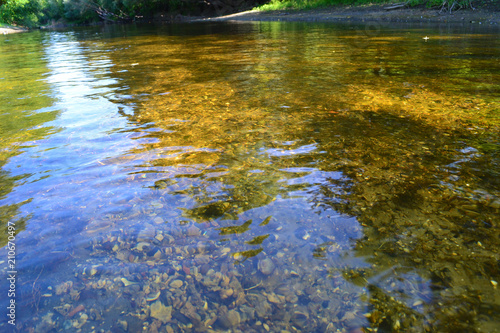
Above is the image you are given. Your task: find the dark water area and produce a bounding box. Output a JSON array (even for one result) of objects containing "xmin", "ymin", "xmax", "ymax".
[{"xmin": 0, "ymin": 21, "xmax": 499, "ymax": 332}]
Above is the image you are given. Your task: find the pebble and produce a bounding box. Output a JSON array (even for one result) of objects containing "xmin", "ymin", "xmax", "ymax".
[
  {"xmin": 118, "ymin": 320, "xmax": 128, "ymax": 331},
  {"xmin": 217, "ymin": 310, "xmax": 241, "ymax": 329},
  {"xmin": 489, "ymin": 199, "xmax": 500, "ymax": 209},
  {"xmin": 258, "ymin": 258, "xmax": 275, "ymax": 275},
  {"xmin": 267, "ymin": 293, "xmax": 280, "ymax": 304},
  {"xmin": 120, "ymin": 278, "xmax": 136, "ymax": 287},
  {"xmin": 150, "ymin": 301, "xmax": 172, "ymax": 323},
  {"xmin": 137, "ymin": 226, "xmax": 156, "ymax": 241},
  {"xmin": 187, "ymin": 225, "xmax": 201, "ymax": 236},
  {"xmin": 170, "ymin": 279, "xmax": 183, "ymax": 288},
  {"xmin": 146, "ymin": 291, "xmax": 161, "ymax": 301},
  {"xmin": 135, "ymin": 242, "xmax": 150, "ymax": 251},
  {"xmin": 291, "ymin": 312, "xmax": 308, "ymax": 328}
]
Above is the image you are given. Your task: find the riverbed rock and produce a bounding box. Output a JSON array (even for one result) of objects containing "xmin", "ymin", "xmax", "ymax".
[
  {"xmin": 291, "ymin": 311, "xmax": 309, "ymax": 329},
  {"xmin": 135, "ymin": 242, "xmax": 150, "ymax": 252},
  {"xmin": 258, "ymin": 258, "xmax": 275, "ymax": 275},
  {"xmin": 217, "ymin": 310, "xmax": 241, "ymax": 329},
  {"xmin": 170, "ymin": 279, "xmax": 183, "ymax": 289},
  {"xmin": 489, "ymin": 199, "xmax": 500, "ymax": 209},
  {"xmin": 154, "ymin": 217, "xmax": 164, "ymax": 224},
  {"xmin": 137, "ymin": 225, "xmax": 156, "ymax": 242},
  {"xmin": 150, "ymin": 301, "xmax": 172, "ymax": 323},
  {"xmin": 267, "ymin": 293, "xmax": 281, "ymax": 304},
  {"xmin": 187, "ymin": 225, "xmax": 201, "ymax": 236}
]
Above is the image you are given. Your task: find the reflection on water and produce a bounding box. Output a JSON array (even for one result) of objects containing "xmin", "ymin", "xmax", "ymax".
[{"xmin": 0, "ymin": 22, "xmax": 499, "ymax": 332}]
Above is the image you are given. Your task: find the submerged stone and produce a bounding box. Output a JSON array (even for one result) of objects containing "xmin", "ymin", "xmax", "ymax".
[
  {"xmin": 150, "ymin": 301, "xmax": 172, "ymax": 323},
  {"xmin": 258, "ymin": 258, "xmax": 275, "ymax": 275},
  {"xmin": 170, "ymin": 279, "xmax": 183, "ymax": 288},
  {"xmin": 187, "ymin": 225, "xmax": 201, "ymax": 236},
  {"xmin": 217, "ymin": 310, "xmax": 241, "ymax": 329}
]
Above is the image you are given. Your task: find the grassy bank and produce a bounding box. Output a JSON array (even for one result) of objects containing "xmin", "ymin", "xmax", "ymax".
[
  {"xmin": 256, "ymin": 0, "xmax": 478, "ymax": 12},
  {"xmin": 257, "ymin": 0, "xmax": 392, "ymax": 11}
]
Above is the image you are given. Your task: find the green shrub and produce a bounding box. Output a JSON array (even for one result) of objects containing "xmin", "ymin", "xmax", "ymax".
[{"xmin": 406, "ymin": 0, "xmax": 473, "ymax": 10}]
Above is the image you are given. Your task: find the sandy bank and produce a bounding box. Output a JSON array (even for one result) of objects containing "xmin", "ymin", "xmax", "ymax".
[{"xmin": 0, "ymin": 25, "xmax": 29, "ymax": 35}]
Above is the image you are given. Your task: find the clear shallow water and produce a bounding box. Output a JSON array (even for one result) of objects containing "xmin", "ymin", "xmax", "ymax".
[{"xmin": 0, "ymin": 22, "xmax": 499, "ymax": 332}]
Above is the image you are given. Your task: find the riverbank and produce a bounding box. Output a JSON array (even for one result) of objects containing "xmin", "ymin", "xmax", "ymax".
[
  {"xmin": 197, "ymin": 4, "xmax": 500, "ymax": 25},
  {"xmin": 2, "ymin": 3, "xmax": 499, "ymax": 34},
  {"xmin": 0, "ymin": 25, "xmax": 28, "ymax": 34}
]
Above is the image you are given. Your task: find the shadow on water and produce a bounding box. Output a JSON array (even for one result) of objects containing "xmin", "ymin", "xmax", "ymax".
[{"xmin": 0, "ymin": 21, "xmax": 499, "ymax": 332}]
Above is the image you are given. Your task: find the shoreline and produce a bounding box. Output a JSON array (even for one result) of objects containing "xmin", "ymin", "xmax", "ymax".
[
  {"xmin": 1, "ymin": 4, "xmax": 498, "ymax": 34},
  {"xmin": 196, "ymin": 5, "xmax": 500, "ymax": 25},
  {"xmin": 0, "ymin": 25, "xmax": 29, "ymax": 35}
]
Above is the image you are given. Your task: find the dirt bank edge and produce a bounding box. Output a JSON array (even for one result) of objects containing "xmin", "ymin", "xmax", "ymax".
[
  {"xmin": 195, "ymin": 5, "xmax": 499, "ymax": 25},
  {"xmin": 0, "ymin": 25, "xmax": 29, "ymax": 35}
]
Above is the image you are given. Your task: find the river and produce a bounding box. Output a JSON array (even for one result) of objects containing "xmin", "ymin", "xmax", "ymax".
[{"xmin": 0, "ymin": 21, "xmax": 499, "ymax": 332}]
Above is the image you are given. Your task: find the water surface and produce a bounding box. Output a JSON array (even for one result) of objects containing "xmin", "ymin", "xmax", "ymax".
[{"xmin": 0, "ymin": 21, "xmax": 499, "ymax": 332}]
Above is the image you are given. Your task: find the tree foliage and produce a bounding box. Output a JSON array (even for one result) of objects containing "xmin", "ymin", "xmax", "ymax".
[
  {"xmin": 0, "ymin": 0, "xmax": 264, "ymax": 26},
  {"xmin": 0, "ymin": 0, "xmax": 40, "ymax": 27}
]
